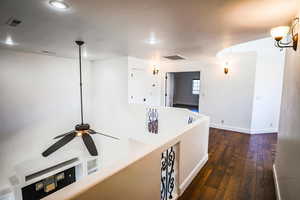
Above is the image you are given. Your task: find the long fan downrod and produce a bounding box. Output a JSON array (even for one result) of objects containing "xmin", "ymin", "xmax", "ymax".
[
  {"xmin": 42, "ymin": 40, "xmax": 120, "ymax": 158},
  {"xmin": 76, "ymin": 40, "xmax": 85, "ymax": 125}
]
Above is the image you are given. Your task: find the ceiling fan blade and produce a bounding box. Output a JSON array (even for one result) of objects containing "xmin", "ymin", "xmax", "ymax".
[
  {"xmin": 42, "ymin": 132, "xmax": 76, "ymax": 157},
  {"xmin": 82, "ymin": 134, "xmax": 98, "ymax": 156},
  {"xmin": 89, "ymin": 129, "xmax": 120, "ymax": 140},
  {"xmin": 53, "ymin": 130, "xmax": 76, "ymax": 139}
]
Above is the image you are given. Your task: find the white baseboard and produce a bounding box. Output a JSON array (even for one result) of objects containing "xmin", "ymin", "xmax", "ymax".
[
  {"xmin": 250, "ymin": 128, "xmax": 277, "ymax": 134},
  {"xmin": 273, "ymin": 164, "xmax": 281, "ymax": 200},
  {"xmin": 179, "ymin": 154, "xmax": 208, "ymax": 195},
  {"xmin": 210, "ymin": 123, "xmax": 250, "ymax": 134},
  {"xmin": 210, "ymin": 123, "xmax": 277, "ymax": 134}
]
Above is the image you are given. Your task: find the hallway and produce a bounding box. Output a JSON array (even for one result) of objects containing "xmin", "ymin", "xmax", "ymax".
[{"xmin": 179, "ymin": 128, "xmax": 277, "ymax": 200}]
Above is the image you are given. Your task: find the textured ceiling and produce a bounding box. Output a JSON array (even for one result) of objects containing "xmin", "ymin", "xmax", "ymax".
[{"xmin": 0, "ymin": 0, "xmax": 299, "ymax": 61}]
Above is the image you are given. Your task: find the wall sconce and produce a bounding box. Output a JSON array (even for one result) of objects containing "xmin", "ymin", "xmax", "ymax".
[
  {"xmin": 224, "ymin": 62, "xmax": 229, "ymax": 75},
  {"xmin": 271, "ymin": 18, "xmax": 299, "ymax": 51},
  {"xmin": 153, "ymin": 65, "xmax": 159, "ymax": 75}
]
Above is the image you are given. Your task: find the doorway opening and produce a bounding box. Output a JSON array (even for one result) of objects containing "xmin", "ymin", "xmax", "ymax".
[{"xmin": 165, "ymin": 71, "xmax": 200, "ymax": 113}]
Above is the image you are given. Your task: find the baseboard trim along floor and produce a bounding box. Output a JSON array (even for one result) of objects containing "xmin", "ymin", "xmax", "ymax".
[
  {"xmin": 273, "ymin": 164, "xmax": 281, "ymax": 200},
  {"xmin": 179, "ymin": 153, "xmax": 209, "ymax": 195},
  {"xmin": 210, "ymin": 123, "xmax": 277, "ymax": 134}
]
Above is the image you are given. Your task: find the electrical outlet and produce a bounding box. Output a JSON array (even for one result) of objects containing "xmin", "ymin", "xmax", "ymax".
[{"xmin": 221, "ymin": 120, "xmax": 224, "ymax": 124}]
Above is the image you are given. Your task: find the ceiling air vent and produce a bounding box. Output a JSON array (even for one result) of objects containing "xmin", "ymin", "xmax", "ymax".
[
  {"xmin": 163, "ymin": 55, "xmax": 186, "ymax": 60},
  {"xmin": 5, "ymin": 17, "xmax": 22, "ymax": 27},
  {"xmin": 41, "ymin": 50, "xmax": 56, "ymax": 55}
]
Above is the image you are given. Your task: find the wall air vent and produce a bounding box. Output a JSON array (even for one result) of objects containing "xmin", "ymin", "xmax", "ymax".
[
  {"xmin": 25, "ymin": 158, "xmax": 79, "ymax": 182},
  {"xmin": 163, "ymin": 55, "xmax": 186, "ymax": 60},
  {"xmin": 5, "ymin": 17, "xmax": 22, "ymax": 27}
]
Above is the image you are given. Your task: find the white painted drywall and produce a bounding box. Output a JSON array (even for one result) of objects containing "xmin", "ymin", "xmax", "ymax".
[
  {"xmin": 127, "ymin": 57, "xmax": 162, "ymax": 106},
  {"xmin": 274, "ymin": 12, "xmax": 300, "ymax": 200},
  {"xmin": 201, "ymin": 52, "xmax": 257, "ymax": 132},
  {"xmin": 0, "ymin": 49, "xmax": 91, "ymax": 189},
  {"xmin": 89, "ymin": 57, "xmax": 134, "ymax": 136},
  {"xmin": 219, "ymin": 38, "xmax": 285, "ymax": 133},
  {"xmin": 69, "ymin": 148, "xmax": 162, "ymax": 200},
  {"xmin": 154, "ymin": 52, "xmax": 257, "ymax": 133},
  {"xmin": 179, "ymin": 117, "xmax": 209, "ymax": 193}
]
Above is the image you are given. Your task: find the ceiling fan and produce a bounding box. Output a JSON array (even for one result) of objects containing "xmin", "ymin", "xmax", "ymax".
[{"xmin": 42, "ymin": 41, "xmax": 119, "ymax": 157}]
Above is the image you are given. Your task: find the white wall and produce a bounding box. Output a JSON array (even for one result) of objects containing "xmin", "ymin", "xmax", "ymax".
[
  {"xmin": 0, "ymin": 49, "xmax": 91, "ymax": 189},
  {"xmin": 201, "ymin": 52, "xmax": 257, "ymax": 132},
  {"xmin": 69, "ymin": 148, "xmax": 162, "ymax": 200},
  {"xmin": 127, "ymin": 57, "xmax": 162, "ymax": 106},
  {"xmin": 89, "ymin": 56, "xmax": 134, "ymax": 136},
  {"xmin": 274, "ymin": 12, "xmax": 300, "ymax": 199},
  {"xmin": 219, "ymin": 38, "xmax": 285, "ymax": 133},
  {"xmin": 158, "ymin": 53, "xmax": 257, "ymax": 133}
]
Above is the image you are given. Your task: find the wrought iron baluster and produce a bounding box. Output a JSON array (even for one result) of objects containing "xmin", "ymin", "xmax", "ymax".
[{"xmin": 161, "ymin": 146, "xmax": 176, "ymax": 200}]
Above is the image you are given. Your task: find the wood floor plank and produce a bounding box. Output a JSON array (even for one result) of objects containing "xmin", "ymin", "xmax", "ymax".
[
  {"xmin": 197, "ymin": 186, "xmax": 218, "ymax": 200},
  {"xmin": 178, "ymin": 128, "xmax": 277, "ymax": 200}
]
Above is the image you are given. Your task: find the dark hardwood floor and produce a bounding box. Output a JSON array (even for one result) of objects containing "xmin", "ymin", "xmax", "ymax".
[{"xmin": 179, "ymin": 128, "xmax": 277, "ymax": 200}]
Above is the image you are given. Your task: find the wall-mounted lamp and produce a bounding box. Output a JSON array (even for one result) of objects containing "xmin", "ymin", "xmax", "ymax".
[
  {"xmin": 224, "ymin": 62, "xmax": 229, "ymax": 75},
  {"xmin": 153, "ymin": 65, "xmax": 159, "ymax": 75},
  {"xmin": 271, "ymin": 18, "xmax": 299, "ymax": 51}
]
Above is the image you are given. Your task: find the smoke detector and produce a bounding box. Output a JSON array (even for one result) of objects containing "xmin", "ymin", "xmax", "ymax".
[{"xmin": 163, "ymin": 55, "xmax": 186, "ymax": 60}]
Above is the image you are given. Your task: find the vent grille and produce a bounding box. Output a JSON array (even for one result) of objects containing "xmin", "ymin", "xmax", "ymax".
[
  {"xmin": 41, "ymin": 50, "xmax": 56, "ymax": 55},
  {"xmin": 6, "ymin": 17, "xmax": 22, "ymax": 27},
  {"xmin": 163, "ymin": 55, "xmax": 185, "ymax": 60},
  {"xmin": 25, "ymin": 158, "xmax": 79, "ymax": 182}
]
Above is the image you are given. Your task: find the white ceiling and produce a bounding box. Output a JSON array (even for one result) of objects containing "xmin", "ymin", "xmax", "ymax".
[{"xmin": 0, "ymin": 0, "xmax": 299, "ymax": 61}]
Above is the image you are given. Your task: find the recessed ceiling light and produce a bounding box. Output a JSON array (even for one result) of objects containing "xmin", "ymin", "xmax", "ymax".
[
  {"xmin": 145, "ymin": 38, "xmax": 160, "ymax": 45},
  {"xmin": 83, "ymin": 51, "xmax": 88, "ymax": 58},
  {"xmin": 5, "ymin": 36, "xmax": 15, "ymax": 46},
  {"xmin": 145, "ymin": 32, "xmax": 160, "ymax": 45},
  {"xmin": 147, "ymin": 38, "xmax": 159, "ymax": 45},
  {"xmin": 49, "ymin": 0, "xmax": 69, "ymax": 10}
]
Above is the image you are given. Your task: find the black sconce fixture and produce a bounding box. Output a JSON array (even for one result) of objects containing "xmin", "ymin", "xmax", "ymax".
[
  {"xmin": 271, "ymin": 18, "xmax": 299, "ymax": 51},
  {"xmin": 153, "ymin": 65, "xmax": 159, "ymax": 75},
  {"xmin": 224, "ymin": 62, "xmax": 229, "ymax": 75}
]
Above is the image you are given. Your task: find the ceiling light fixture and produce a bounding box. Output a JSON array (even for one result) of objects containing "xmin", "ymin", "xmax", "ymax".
[
  {"xmin": 148, "ymin": 38, "xmax": 159, "ymax": 45},
  {"xmin": 146, "ymin": 32, "xmax": 160, "ymax": 45},
  {"xmin": 5, "ymin": 36, "xmax": 15, "ymax": 46},
  {"xmin": 49, "ymin": 0, "xmax": 69, "ymax": 10},
  {"xmin": 271, "ymin": 18, "xmax": 299, "ymax": 51},
  {"xmin": 152, "ymin": 65, "xmax": 159, "ymax": 75},
  {"xmin": 224, "ymin": 62, "xmax": 229, "ymax": 75}
]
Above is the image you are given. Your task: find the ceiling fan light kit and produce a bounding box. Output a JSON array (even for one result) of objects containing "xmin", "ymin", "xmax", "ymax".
[{"xmin": 42, "ymin": 41, "xmax": 119, "ymax": 158}]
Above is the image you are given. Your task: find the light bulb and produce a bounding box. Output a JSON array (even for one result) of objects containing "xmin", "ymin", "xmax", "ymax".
[
  {"xmin": 5, "ymin": 36, "xmax": 15, "ymax": 46},
  {"xmin": 49, "ymin": 0, "xmax": 69, "ymax": 10},
  {"xmin": 270, "ymin": 26, "xmax": 290, "ymax": 41}
]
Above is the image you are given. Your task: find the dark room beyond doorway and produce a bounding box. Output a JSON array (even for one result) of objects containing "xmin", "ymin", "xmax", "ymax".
[{"xmin": 165, "ymin": 71, "xmax": 200, "ymax": 113}]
